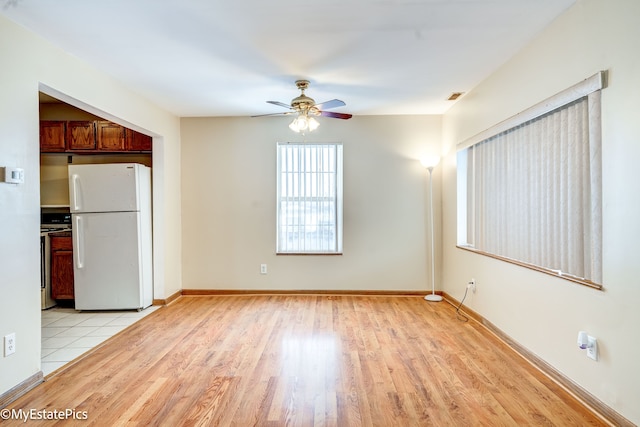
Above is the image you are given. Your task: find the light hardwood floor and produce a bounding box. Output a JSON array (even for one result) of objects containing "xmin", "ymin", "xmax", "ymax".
[{"xmin": 6, "ymin": 295, "xmax": 605, "ymax": 426}]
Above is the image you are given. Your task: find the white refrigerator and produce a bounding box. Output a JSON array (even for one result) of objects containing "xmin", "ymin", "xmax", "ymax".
[{"xmin": 68, "ymin": 163, "xmax": 153, "ymax": 310}]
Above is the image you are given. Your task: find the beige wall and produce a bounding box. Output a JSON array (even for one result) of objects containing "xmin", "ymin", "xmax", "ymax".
[
  {"xmin": 181, "ymin": 115, "xmax": 442, "ymax": 291},
  {"xmin": 441, "ymin": 0, "xmax": 640, "ymax": 423},
  {"xmin": 0, "ymin": 15, "xmax": 182, "ymax": 396}
]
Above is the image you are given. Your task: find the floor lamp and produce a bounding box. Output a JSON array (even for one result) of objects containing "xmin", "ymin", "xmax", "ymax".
[{"xmin": 421, "ymin": 156, "xmax": 442, "ymax": 302}]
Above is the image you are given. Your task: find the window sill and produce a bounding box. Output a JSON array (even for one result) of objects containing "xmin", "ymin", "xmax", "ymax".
[
  {"xmin": 456, "ymin": 245, "xmax": 603, "ymax": 291},
  {"xmin": 276, "ymin": 252, "xmax": 343, "ymax": 256}
]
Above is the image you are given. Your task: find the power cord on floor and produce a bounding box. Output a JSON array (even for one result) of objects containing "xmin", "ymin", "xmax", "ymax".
[{"xmin": 455, "ymin": 282, "xmax": 473, "ymax": 322}]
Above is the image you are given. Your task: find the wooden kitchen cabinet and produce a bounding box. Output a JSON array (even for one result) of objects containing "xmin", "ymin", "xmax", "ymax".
[
  {"xmin": 40, "ymin": 121, "xmax": 66, "ymax": 152},
  {"xmin": 39, "ymin": 120, "xmax": 152, "ymax": 154},
  {"xmin": 50, "ymin": 234, "xmax": 75, "ymax": 300},
  {"xmin": 67, "ymin": 121, "xmax": 96, "ymax": 151},
  {"xmin": 97, "ymin": 121, "xmax": 126, "ymax": 151},
  {"xmin": 126, "ymin": 129, "xmax": 152, "ymax": 151}
]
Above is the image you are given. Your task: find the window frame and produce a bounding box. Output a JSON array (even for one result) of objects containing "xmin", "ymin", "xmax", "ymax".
[
  {"xmin": 276, "ymin": 142, "xmax": 344, "ymax": 255},
  {"xmin": 456, "ymin": 72, "xmax": 605, "ymax": 290}
]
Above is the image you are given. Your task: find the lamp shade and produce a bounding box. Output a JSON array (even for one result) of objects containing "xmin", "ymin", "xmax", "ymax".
[
  {"xmin": 288, "ymin": 120, "xmax": 301, "ymax": 132},
  {"xmin": 308, "ymin": 117, "xmax": 320, "ymax": 131},
  {"xmin": 420, "ymin": 155, "xmax": 440, "ymax": 169}
]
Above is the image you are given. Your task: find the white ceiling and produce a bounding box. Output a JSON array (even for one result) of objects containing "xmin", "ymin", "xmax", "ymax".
[{"xmin": 2, "ymin": 0, "xmax": 575, "ymax": 117}]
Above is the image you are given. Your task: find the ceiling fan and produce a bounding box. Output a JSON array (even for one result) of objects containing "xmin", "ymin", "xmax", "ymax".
[{"xmin": 253, "ymin": 80, "xmax": 352, "ymax": 132}]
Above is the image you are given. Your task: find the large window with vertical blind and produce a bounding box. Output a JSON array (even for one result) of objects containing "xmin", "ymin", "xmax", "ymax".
[
  {"xmin": 276, "ymin": 142, "xmax": 343, "ymax": 254},
  {"xmin": 457, "ymin": 72, "xmax": 605, "ymax": 288}
]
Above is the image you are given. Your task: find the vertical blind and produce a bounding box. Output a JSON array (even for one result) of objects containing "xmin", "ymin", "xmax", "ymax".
[
  {"xmin": 276, "ymin": 143, "xmax": 343, "ymax": 254},
  {"xmin": 458, "ymin": 79, "xmax": 603, "ymax": 285}
]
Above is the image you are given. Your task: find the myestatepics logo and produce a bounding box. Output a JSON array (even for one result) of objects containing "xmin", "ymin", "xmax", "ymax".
[{"xmin": 1, "ymin": 408, "xmax": 89, "ymax": 422}]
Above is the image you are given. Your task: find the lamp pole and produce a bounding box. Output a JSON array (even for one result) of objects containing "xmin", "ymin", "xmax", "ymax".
[{"xmin": 423, "ymin": 161, "xmax": 442, "ymax": 302}]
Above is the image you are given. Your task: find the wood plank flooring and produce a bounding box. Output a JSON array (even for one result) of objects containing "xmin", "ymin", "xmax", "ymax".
[{"xmin": 5, "ymin": 295, "xmax": 606, "ymax": 426}]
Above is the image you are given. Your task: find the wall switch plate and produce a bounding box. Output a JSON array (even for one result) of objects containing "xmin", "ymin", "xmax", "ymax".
[
  {"xmin": 260, "ymin": 264, "xmax": 267, "ymax": 274},
  {"xmin": 4, "ymin": 333, "xmax": 16, "ymax": 356},
  {"xmin": 587, "ymin": 336, "xmax": 598, "ymax": 361}
]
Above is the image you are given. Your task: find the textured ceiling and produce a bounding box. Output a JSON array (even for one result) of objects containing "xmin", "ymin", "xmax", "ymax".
[{"xmin": 2, "ymin": 0, "xmax": 575, "ymax": 117}]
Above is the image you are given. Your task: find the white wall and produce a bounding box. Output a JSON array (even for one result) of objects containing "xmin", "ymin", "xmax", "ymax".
[
  {"xmin": 181, "ymin": 115, "xmax": 442, "ymax": 291},
  {"xmin": 441, "ymin": 0, "xmax": 640, "ymax": 423},
  {"xmin": 0, "ymin": 15, "xmax": 182, "ymax": 397}
]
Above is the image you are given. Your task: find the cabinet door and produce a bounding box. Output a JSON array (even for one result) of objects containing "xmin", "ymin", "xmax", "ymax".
[
  {"xmin": 97, "ymin": 121, "xmax": 126, "ymax": 151},
  {"xmin": 40, "ymin": 121, "xmax": 66, "ymax": 152},
  {"xmin": 51, "ymin": 236, "xmax": 75, "ymax": 300},
  {"xmin": 126, "ymin": 129, "xmax": 152, "ymax": 152},
  {"xmin": 67, "ymin": 121, "xmax": 96, "ymax": 150}
]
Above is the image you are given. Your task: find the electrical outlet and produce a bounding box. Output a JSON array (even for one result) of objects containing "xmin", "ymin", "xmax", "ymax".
[
  {"xmin": 4, "ymin": 333, "xmax": 16, "ymax": 356},
  {"xmin": 260, "ymin": 264, "xmax": 267, "ymax": 275},
  {"xmin": 469, "ymin": 278, "xmax": 476, "ymax": 293},
  {"xmin": 586, "ymin": 336, "xmax": 598, "ymax": 361}
]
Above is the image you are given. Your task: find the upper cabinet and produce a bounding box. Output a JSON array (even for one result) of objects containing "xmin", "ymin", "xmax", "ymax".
[
  {"xmin": 40, "ymin": 121, "xmax": 66, "ymax": 152},
  {"xmin": 126, "ymin": 129, "xmax": 153, "ymax": 151},
  {"xmin": 40, "ymin": 120, "xmax": 152, "ymax": 153},
  {"xmin": 67, "ymin": 121, "xmax": 96, "ymax": 151},
  {"xmin": 97, "ymin": 121, "xmax": 125, "ymax": 151}
]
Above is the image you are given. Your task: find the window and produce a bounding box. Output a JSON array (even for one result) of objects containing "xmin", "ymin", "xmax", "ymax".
[
  {"xmin": 277, "ymin": 142, "xmax": 343, "ymax": 254},
  {"xmin": 457, "ymin": 72, "xmax": 604, "ymax": 288}
]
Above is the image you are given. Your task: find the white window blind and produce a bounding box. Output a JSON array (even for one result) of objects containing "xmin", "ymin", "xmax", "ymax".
[
  {"xmin": 277, "ymin": 142, "xmax": 343, "ymax": 254},
  {"xmin": 457, "ymin": 73, "xmax": 604, "ymax": 287}
]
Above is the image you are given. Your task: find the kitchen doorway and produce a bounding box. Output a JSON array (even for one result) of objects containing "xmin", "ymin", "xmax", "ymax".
[{"xmin": 38, "ymin": 88, "xmax": 162, "ymax": 376}]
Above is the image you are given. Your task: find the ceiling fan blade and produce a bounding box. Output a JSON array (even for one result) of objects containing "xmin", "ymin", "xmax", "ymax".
[
  {"xmin": 266, "ymin": 100, "xmax": 293, "ymax": 109},
  {"xmin": 314, "ymin": 99, "xmax": 345, "ymax": 110},
  {"xmin": 320, "ymin": 111, "xmax": 353, "ymax": 120},
  {"xmin": 251, "ymin": 112, "xmax": 295, "ymax": 117}
]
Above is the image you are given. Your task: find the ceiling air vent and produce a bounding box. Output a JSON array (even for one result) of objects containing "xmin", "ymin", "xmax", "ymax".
[{"xmin": 447, "ymin": 92, "xmax": 464, "ymax": 101}]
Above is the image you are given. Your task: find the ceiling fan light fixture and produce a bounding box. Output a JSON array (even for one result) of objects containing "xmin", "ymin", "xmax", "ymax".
[
  {"xmin": 288, "ymin": 114, "xmax": 319, "ymax": 133},
  {"xmin": 289, "ymin": 115, "xmax": 307, "ymax": 132},
  {"xmin": 254, "ymin": 80, "xmax": 350, "ymax": 132}
]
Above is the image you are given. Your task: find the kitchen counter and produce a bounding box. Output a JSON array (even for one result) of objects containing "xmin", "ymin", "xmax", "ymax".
[{"xmin": 48, "ymin": 231, "xmax": 72, "ymax": 237}]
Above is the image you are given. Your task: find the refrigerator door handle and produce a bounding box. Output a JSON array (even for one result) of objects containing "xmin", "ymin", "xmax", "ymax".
[
  {"xmin": 74, "ymin": 215, "xmax": 84, "ymax": 269},
  {"xmin": 70, "ymin": 174, "xmax": 81, "ymax": 211}
]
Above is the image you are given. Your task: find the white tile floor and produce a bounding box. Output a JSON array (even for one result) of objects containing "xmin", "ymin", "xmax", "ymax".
[{"xmin": 41, "ymin": 306, "xmax": 160, "ymax": 376}]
